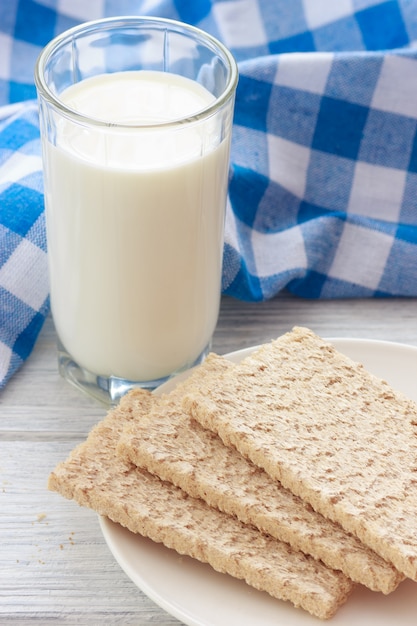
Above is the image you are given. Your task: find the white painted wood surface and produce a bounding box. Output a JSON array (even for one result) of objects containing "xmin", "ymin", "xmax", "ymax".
[{"xmin": 1, "ymin": 293, "xmax": 416, "ymax": 624}]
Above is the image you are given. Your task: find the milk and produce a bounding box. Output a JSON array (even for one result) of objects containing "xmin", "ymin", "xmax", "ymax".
[{"xmin": 43, "ymin": 71, "xmax": 230, "ymax": 381}]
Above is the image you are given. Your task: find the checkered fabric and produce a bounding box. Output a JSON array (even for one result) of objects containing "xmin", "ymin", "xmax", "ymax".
[{"xmin": 1, "ymin": 0, "xmax": 417, "ymax": 388}]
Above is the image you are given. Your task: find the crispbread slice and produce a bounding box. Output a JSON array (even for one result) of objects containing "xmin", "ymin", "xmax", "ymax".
[
  {"xmin": 48, "ymin": 388, "xmax": 353, "ymax": 620},
  {"xmin": 117, "ymin": 353, "xmax": 402, "ymax": 594},
  {"xmin": 183, "ymin": 326, "xmax": 417, "ymax": 582}
]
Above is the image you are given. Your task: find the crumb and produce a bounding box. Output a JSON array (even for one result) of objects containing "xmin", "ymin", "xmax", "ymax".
[{"xmin": 37, "ymin": 513, "xmax": 47, "ymax": 522}]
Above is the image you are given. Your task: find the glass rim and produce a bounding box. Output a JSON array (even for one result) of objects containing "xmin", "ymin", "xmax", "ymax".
[{"xmin": 34, "ymin": 15, "xmax": 239, "ymax": 130}]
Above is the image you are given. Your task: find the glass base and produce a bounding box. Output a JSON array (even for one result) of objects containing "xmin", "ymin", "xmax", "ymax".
[{"xmin": 57, "ymin": 342, "xmax": 211, "ymax": 406}]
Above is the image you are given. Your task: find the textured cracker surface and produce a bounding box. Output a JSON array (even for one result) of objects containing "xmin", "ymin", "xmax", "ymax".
[
  {"xmin": 118, "ymin": 354, "xmax": 402, "ymax": 593},
  {"xmin": 183, "ymin": 327, "xmax": 417, "ymax": 582},
  {"xmin": 48, "ymin": 388, "xmax": 353, "ymax": 620}
]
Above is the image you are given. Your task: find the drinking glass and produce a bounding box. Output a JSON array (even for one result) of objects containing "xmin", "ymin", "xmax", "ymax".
[{"xmin": 35, "ymin": 16, "xmax": 238, "ymax": 404}]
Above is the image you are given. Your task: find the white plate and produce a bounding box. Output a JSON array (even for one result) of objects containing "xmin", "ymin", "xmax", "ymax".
[{"xmin": 99, "ymin": 338, "xmax": 417, "ymax": 626}]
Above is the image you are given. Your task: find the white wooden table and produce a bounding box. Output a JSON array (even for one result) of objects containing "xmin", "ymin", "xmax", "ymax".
[{"xmin": 1, "ymin": 293, "xmax": 416, "ymax": 624}]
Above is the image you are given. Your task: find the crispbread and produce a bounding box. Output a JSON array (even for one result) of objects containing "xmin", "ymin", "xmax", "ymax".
[
  {"xmin": 118, "ymin": 353, "xmax": 402, "ymax": 593},
  {"xmin": 48, "ymin": 387, "xmax": 353, "ymax": 620},
  {"xmin": 183, "ymin": 326, "xmax": 417, "ymax": 582}
]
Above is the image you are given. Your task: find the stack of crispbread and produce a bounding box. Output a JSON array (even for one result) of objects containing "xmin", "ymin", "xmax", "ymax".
[{"xmin": 48, "ymin": 326, "xmax": 417, "ymax": 621}]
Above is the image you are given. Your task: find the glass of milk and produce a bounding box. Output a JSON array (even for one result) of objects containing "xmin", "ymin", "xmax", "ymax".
[{"xmin": 34, "ymin": 17, "xmax": 238, "ymax": 405}]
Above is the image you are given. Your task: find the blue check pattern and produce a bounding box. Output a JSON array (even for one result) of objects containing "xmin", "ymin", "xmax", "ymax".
[{"xmin": 1, "ymin": 0, "xmax": 417, "ymax": 387}]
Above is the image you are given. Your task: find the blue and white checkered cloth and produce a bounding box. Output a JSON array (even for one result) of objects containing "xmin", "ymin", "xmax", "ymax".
[{"xmin": 1, "ymin": 0, "xmax": 417, "ymax": 388}]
